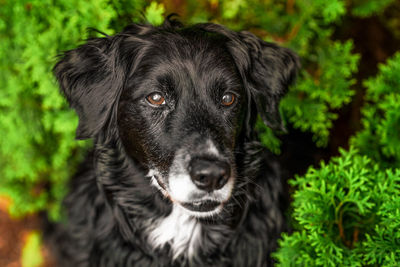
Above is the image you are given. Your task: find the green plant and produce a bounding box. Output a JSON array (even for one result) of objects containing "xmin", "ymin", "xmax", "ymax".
[
  {"xmin": 0, "ymin": 0, "xmax": 164, "ymax": 219},
  {"xmin": 274, "ymin": 52, "xmax": 400, "ymax": 266},
  {"xmin": 274, "ymin": 149, "xmax": 400, "ymax": 266},
  {"xmin": 22, "ymin": 231, "xmax": 43, "ymax": 267},
  {"xmin": 352, "ymin": 52, "xmax": 400, "ymax": 169},
  {"xmin": 349, "ymin": 0, "xmax": 397, "ymax": 17}
]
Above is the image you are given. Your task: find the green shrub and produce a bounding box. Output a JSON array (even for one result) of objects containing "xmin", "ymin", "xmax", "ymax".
[
  {"xmin": 350, "ymin": 0, "xmax": 397, "ymax": 17},
  {"xmin": 0, "ymin": 0, "xmax": 162, "ymax": 219},
  {"xmin": 274, "ymin": 149, "xmax": 400, "ymax": 266},
  {"xmin": 352, "ymin": 53, "xmax": 400, "ymax": 169},
  {"xmin": 271, "ymin": 3, "xmax": 400, "ymax": 264},
  {"xmin": 274, "ymin": 53, "xmax": 400, "ymax": 266}
]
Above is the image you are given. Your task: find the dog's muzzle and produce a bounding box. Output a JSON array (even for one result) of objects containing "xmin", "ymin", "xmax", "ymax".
[{"xmin": 150, "ymin": 143, "xmax": 235, "ymax": 217}]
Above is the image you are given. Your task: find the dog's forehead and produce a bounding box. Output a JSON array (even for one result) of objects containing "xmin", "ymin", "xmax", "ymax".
[{"xmin": 127, "ymin": 38, "xmax": 242, "ymax": 97}]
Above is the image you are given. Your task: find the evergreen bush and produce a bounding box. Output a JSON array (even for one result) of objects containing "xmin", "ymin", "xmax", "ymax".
[
  {"xmin": 0, "ymin": 0, "xmax": 159, "ymax": 219},
  {"xmin": 274, "ymin": 53, "xmax": 400, "ymax": 266}
]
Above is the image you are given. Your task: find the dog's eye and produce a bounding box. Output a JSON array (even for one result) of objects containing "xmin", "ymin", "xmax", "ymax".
[
  {"xmin": 221, "ymin": 93, "xmax": 236, "ymax": 107},
  {"xmin": 146, "ymin": 92, "xmax": 166, "ymax": 106}
]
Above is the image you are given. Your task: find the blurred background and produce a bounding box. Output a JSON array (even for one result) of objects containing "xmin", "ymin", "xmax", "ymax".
[{"xmin": 0, "ymin": 0, "xmax": 399, "ymax": 266}]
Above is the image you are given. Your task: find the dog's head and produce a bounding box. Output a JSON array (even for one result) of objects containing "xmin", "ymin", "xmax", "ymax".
[{"xmin": 55, "ymin": 18, "xmax": 299, "ymax": 218}]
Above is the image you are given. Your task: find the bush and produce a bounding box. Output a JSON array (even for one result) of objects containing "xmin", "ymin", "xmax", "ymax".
[
  {"xmin": 274, "ymin": 149, "xmax": 400, "ymax": 266},
  {"xmin": 274, "ymin": 53, "xmax": 400, "ymax": 266},
  {"xmin": 352, "ymin": 53, "xmax": 400, "ymax": 169},
  {"xmin": 0, "ymin": 0, "xmax": 159, "ymax": 219}
]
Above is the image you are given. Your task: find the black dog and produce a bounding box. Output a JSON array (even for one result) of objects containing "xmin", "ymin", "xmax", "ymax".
[{"xmin": 50, "ymin": 17, "xmax": 299, "ymax": 267}]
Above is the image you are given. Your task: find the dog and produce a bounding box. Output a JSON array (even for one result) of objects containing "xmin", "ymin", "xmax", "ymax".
[{"xmin": 50, "ymin": 16, "xmax": 299, "ymax": 267}]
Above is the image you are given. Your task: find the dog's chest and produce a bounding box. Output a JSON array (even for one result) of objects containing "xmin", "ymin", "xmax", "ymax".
[{"xmin": 147, "ymin": 205, "xmax": 201, "ymax": 259}]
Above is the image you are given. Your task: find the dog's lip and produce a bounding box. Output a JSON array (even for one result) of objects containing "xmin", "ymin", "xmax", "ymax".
[
  {"xmin": 181, "ymin": 200, "xmax": 221, "ymax": 212},
  {"xmin": 154, "ymin": 174, "xmax": 168, "ymax": 191}
]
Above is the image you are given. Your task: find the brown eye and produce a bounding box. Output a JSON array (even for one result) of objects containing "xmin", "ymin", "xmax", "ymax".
[
  {"xmin": 221, "ymin": 93, "xmax": 236, "ymax": 106},
  {"xmin": 146, "ymin": 92, "xmax": 166, "ymax": 106}
]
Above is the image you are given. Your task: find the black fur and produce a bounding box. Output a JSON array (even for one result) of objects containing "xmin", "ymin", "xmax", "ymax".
[{"xmin": 49, "ymin": 17, "xmax": 300, "ymax": 267}]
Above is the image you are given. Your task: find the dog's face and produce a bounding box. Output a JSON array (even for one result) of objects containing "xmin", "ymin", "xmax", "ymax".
[
  {"xmin": 54, "ymin": 20, "xmax": 299, "ymax": 218},
  {"xmin": 117, "ymin": 34, "xmax": 245, "ymax": 217}
]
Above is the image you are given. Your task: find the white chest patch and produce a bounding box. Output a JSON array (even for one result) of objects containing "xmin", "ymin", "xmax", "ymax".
[{"xmin": 147, "ymin": 205, "xmax": 201, "ymax": 259}]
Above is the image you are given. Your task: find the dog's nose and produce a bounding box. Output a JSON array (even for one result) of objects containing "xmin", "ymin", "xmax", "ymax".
[{"xmin": 189, "ymin": 158, "xmax": 230, "ymax": 192}]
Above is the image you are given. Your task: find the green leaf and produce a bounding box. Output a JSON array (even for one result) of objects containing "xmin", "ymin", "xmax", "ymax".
[
  {"xmin": 22, "ymin": 231, "xmax": 43, "ymax": 267},
  {"xmin": 145, "ymin": 2, "xmax": 165, "ymax": 26}
]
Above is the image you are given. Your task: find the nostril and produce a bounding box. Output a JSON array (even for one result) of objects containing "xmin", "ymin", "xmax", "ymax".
[
  {"xmin": 215, "ymin": 168, "xmax": 230, "ymax": 190},
  {"xmin": 194, "ymin": 175, "xmax": 210, "ymax": 187},
  {"xmin": 198, "ymin": 175, "xmax": 208, "ymax": 183},
  {"xmin": 216, "ymin": 174, "xmax": 228, "ymax": 190}
]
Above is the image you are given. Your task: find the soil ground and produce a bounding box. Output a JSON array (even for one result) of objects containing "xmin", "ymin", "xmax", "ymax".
[{"xmin": 0, "ymin": 198, "xmax": 54, "ymax": 267}]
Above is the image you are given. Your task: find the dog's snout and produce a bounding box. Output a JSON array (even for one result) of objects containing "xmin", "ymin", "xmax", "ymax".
[{"xmin": 189, "ymin": 158, "xmax": 230, "ymax": 192}]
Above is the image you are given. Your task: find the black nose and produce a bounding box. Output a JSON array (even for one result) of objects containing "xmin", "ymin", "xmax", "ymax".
[{"xmin": 189, "ymin": 158, "xmax": 230, "ymax": 192}]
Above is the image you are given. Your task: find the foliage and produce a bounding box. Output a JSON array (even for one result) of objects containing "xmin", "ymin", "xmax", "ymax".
[
  {"xmin": 0, "ymin": 0, "xmax": 163, "ymax": 219},
  {"xmin": 274, "ymin": 149, "xmax": 400, "ymax": 266},
  {"xmin": 145, "ymin": 2, "xmax": 166, "ymax": 25},
  {"xmin": 349, "ymin": 0, "xmax": 397, "ymax": 17},
  {"xmin": 352, "ymin": 52, "xmax": 400, "ymax": 169},
  {"xmin": 274, "ymin": 53, "xmax": 400, "ymax": 265},
  {"xmin": 256, "ymin": 119, "xmax": 282, "ymax": 155},
  {"xmin": 22, "ymin": 231, "xmax": 43, "ymax": 267}
]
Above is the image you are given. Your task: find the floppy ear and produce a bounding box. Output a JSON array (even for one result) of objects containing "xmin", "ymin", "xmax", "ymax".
[
  {"xmin": 230, "ymin": 31, "xmax": 300, "ymax": 132},
  {"xmin": 54, "ymin": 36, "xmax": 124, "ymax": 139}
]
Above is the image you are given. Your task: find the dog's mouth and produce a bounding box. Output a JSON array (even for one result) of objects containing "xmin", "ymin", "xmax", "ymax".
[
  {"xmin": 149, "ymin": 168, "xmax": 233, "ymax": 217},
  {"xmin": 181, "ymin": 200, "xmax": 221, "ymax": 212},
  {"xmin": 152, "ymin": 175, "xmax": 225, "ymax": 214}
]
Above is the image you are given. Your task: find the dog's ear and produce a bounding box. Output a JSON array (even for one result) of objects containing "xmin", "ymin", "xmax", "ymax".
[
  {"xmin": 229, "ymin": 31, "xmax": 300, "ymax": 132},
  {"xmin": 54, "ymin": 36, "xmax": 124, "ymax": 139}
]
